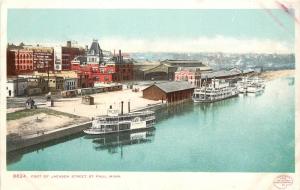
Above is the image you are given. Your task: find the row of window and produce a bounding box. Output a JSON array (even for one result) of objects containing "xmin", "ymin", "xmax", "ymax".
[
  {"xmin": 67, "ymin": 81, "xmax": 76, "ymax": 86},
  {"xmin": 17, "ymin": 65, "xmax": 33, "ymax": 70},
  {"xmin": 18, "ymin": 54, "xmax": 32, "ymax": 59},
  {"xmin": 18, "ymin": 60, "xmax": 33, "ymax": 64},
  {"xmin": 176, "ymin": 76, "xmax": 195, "ymax": 80}
]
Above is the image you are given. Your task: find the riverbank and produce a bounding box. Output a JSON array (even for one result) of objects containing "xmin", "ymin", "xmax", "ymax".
[
  {"xmin": 7, "ymin": 77, "xmax": 295, "ymax": 172},
  {"xmin": 6, "ymin": 69, "xmax": 294, "ymax": 152},
  {"xmin": 259, "ymin": 69, "xmax": 294, "ymax": 81},
  {"xmin": 7, "ymin": 108, "xmax": 89, "ymax": 136}
]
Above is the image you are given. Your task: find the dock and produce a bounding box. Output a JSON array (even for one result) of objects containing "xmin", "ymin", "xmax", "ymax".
[{"xmin": 7, "ymin": 121, "xmax": 91, "ymax": 152}]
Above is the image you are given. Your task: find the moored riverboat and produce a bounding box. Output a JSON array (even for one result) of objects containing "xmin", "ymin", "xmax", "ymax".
[
  {"xmin": 237, "ymin": 76, "xmax": 265, "ymax": 94},
  {"xmin": 84, "ymin": 108, "xmax": 156, "ymax": 135},
  {"xmin": 192, "ymin": 79, "xmax": 238, "ymax": 103}
]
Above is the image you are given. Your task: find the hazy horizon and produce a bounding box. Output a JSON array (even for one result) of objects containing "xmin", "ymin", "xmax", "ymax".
[{"xmin": 8, "ymin": 9, "xmax": 295, "ymax": 54}]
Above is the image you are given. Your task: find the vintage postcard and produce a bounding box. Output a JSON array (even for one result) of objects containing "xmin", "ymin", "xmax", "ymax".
[{"xmin": 0, "ymin": 0, "xmax": 299, "ymax": 189}]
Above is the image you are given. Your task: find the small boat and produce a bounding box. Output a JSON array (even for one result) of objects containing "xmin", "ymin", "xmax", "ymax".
[
  {"xmin": 84, "ymin": 108, "xmax": 156, "ymax": 135},
  {"xmin": 192, "ymin": 79, "xmax": 238, "ymax": 103}
]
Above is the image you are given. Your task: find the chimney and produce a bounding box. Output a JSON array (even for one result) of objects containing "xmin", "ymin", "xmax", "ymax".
[
  {"xmin": 128, "ymin": 101, "xmax": 130, "ymax": 113},
  {"xmin": 114, "ymin": 49, "xmax": 115, "ymax": 56},
  {"xmin": 121, "ymin": 101, "xmax": 124, "ymax": 115},
  {"xmin": 109, "ymin": 105, "xmax": 112, "ymax": 109},
  {"xmin": 119, "ymin": 49, "xmax": 122, "ymax": 64},
  {"xmin": 67, "ymin": 41, "xmax": 72, "ymax": 48}
]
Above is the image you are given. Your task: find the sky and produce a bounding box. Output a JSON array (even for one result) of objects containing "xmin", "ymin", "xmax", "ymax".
[{"xmin": 7, "ymin": 9, "xmax": 295, "ymax": 54}]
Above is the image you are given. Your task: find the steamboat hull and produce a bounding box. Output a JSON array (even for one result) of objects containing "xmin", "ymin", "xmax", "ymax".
[
  {"xmin": 193, "ymin": 93, "xmax": 238, "ymax": 103},
  {"xmin": 84, "ymin": 124, "xmax": 155, "ymax": 135}
]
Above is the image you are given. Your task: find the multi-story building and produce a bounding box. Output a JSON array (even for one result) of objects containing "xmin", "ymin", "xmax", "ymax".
[
  {"xmin": 7, "ymin": 44, "xmax": 54, "ymax": 75},
  {"xmin": 61, "ymin": 41, "xmax": 85, "ymax": 71},
  {"xmin": 70, "ymin": 40, "xmax": 133, "ymax": 85},
  {"xmin": 174, "ymin": 65, "xmax": 213, "ymax": 86},
  {"xmin": 31, "ymin": 46, "xmax": 54, "ymax": 72},
  {"xmin": 7, "ymin": 49, "xmax": 34, "ymax": 76},
  {"xmin": 175, "ymin": 67, "xmax": 203, "ymax": 86},
  {"xmin": 87, "ymin": 39, "xmax": 104, "ymax": 64}
]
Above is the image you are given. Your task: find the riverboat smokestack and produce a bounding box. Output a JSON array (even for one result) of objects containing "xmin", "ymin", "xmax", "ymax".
[
  {"xmin": 121, "ymin": 101, "xmax": 124, "ymax": 115},
  {"xmin": 110, "ymin": 105, "xmax": 112, "ymax": 109},
  {"xmin": 128, "ymin": 101, "xmax": 130, "ymax": 113},
  {"xmin": 213, "ymin": 77, "xmax": 216, "ymax": 88}
]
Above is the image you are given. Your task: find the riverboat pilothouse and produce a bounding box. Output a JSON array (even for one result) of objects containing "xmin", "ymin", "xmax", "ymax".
[
  {"xmin": 84, "ymin": 107, "xmax": 156, "ymax": 135},
  {"xmin": 192, "ymin": 79, "xmax": 238, "ymax": 103}
]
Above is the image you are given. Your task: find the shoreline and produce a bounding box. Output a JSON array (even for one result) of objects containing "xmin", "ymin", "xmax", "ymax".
[
  {"xmin": 6, "ymin": 102, "xmax": 166, "ymax": 152},
  {"xmin": 6, "ymin": 69, "xmax": 294, "ymax": 152},
  {"xmin": 259, "ymin": 69, "xmax": 294, "ymax": 81}
]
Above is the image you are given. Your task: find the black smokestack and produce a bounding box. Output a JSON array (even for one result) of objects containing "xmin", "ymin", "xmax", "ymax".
[
  {"xmin": 67, "ymin": 41, "xmax": 72, "ymax": 48},
  {"xmin": 121, "ymin": 101, "xmax": 124, "ymax": 115},
  {"xmin": 128, "ymin": 101, "xmax": 130, "ymax": 113},
  {"xmin": 119, "ymin": 49, "xmax": 121, "ymax": 64},
  {"xmin": 110, "ymin": 105, "xmax": 112, "ymax": 109}
]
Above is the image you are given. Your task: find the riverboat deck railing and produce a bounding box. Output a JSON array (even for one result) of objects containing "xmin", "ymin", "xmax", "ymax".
[{"xmin": 93, "ymin": 116, "xmax": 156, "ymax": 125}]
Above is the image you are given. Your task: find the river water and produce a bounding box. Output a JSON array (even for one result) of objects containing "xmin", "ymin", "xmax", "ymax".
[{"xmin": 7, "ymin": 77, "xmax": 295, "ymax": 172}]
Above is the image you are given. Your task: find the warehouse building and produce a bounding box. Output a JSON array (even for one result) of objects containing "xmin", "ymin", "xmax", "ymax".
[{"xmin": 142, "ymin": 81, "xmax": 195, "ymax": 103}]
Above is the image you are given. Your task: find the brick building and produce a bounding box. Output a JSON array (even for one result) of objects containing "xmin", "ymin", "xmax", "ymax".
[
  {"xmin": 31, "ymin": 46, "xmax": 54, "ymax": 72},
  {"xmin": 175, "ymin": 67, "xmax": 212, "ymax": 87},
  {"xmin": 142, "ymin": 81, "xmax": 195, "ymax": 103},
  {"xmin": 70, "ymin": 40, "xmax": 133, "ymax": 86},
  {"xmin": 62, "ymin": 41, "xmax": 85, "ymax": 71},
  {"xmin": 7, "ymin": 49, "xmax": 33, "ymax": 76}
]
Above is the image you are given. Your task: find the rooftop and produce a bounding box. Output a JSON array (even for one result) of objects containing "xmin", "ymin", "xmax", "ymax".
[
  {"xmin": 143, "ymin": 81, "xmax": 195, "ymax": 93},
  {"xmin": 201, "ymin": 70, "xmax": 242, "ymax": 79},
  {"xmin": 88, "ymin": 40, "xmax": 102, "ymax": 56},
  {"xmin": 176, "ymin": 66, "xmax": 212, "ymax": 72}
]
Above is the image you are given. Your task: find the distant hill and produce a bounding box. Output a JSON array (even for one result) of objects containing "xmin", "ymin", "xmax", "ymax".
[{"xmin": 129, "ymin": 52, "xmax": 295, "ymax": 71}]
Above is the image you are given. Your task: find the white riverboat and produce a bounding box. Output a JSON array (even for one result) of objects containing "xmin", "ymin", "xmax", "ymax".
[
  {"xmin": 247, "ymin": 83, "xmax": 265, "ymax": 93},
  {"xmin": 192, "ymin": 79, "xmax": 238, "ymax": 103},
  {"xmin": 237, "ymin": 77, "xmax": 249, "ymax": 93},
  {"xmin": 247, "ymin": 77, "xmax": 265, "ymax": 93},
  {"xmin": 237, "ymin": 77, "xmax": 265, "ymax": 94},
  {"xmin": 84, "ymin": 108, "xmax": 156, "ymax": 135}
]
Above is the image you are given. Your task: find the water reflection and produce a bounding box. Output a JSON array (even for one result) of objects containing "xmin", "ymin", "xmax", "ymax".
[
  {"xmin": 156, "ymin": 102, "xmax": 195, "ymax": 122},
  {"xmin": 194, "ymin": 96, "xmax": 240, "ymax": 112},
  {"xmin": 287, "ymin": 77, "xmax": 294, "ymax": 86},
  {"xmin": 7, "ymin": 133, "xmax": 83, "ymax": 165},
  {"xmin": 85, "ymin": 128, "xmax": 155, "ymax": 156}
]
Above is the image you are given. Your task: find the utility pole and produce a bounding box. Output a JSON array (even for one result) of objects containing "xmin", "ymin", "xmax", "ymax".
[
  {"xmin": 47, "ymin": 51, "xmax": 51, "ymax": 93},
  {"xmin": 16, "ymin": 75, "xmax": 19, "ymax": 97}
]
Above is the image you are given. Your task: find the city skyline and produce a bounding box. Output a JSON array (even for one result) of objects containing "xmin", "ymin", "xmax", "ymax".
[{"xmin": 8, "ymin": 9, "xmax": 295, "ymax": 54}]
